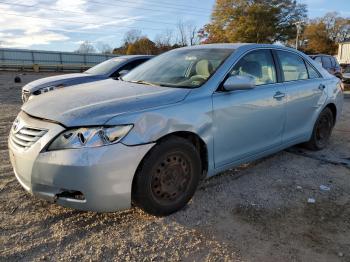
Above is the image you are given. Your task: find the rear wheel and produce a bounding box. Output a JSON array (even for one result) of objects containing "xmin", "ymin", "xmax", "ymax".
[
  {"xmin": 304, "ymin": 107, "xmax": 334, "ymax": 150},
  {"xmin": 132, "ymin": 137, "xmax": 201, "ymax": 216}
]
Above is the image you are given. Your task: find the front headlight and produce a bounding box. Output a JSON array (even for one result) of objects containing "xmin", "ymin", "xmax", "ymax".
[
  {"xmin": 48, "ymin": 125, "xmax": 133, "ymax": 151},
  {"xmin": 34, "ymin": 84, "xmax": 65, "ymax": 95}
]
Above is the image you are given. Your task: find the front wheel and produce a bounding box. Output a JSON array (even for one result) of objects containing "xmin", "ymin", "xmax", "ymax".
[
  {"xmin": 304, "ymin": 107, "xmax": 334, "ymax": 150},
  {"xmin": 132, "ymin": 137, "xmax": 201, "ymax": 216}
]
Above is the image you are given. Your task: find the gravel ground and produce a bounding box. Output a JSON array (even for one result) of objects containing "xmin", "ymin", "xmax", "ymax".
[{"xmin": 0, "ymin": 71, "xmax": 350, "ymax": 262}]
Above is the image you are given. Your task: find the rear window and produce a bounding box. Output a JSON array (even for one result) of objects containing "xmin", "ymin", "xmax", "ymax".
[{"xmin": 322, "ymin": 57, "xmax": 332, "ymax": 68}]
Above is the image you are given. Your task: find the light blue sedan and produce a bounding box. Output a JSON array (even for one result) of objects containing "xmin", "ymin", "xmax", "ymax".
[{"xmin": 9, "ymin": 44, "xmax": 343, "ymax": 216}]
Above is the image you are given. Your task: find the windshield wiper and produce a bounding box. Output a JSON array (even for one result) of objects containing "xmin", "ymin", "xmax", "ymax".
[
  {"xmin": 126, "ymin": 80, "xmax": 192, "ymax": 89},
  {"xmin": 129, "ymin": 80, "xmax": 158, "ymax": 86}
]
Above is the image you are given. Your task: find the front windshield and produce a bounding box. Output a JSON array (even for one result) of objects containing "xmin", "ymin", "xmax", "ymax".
[
  {"xmin": 85, "ymin": 58, "xmax": 126, "ymax": 75},
  {"xmin": 123, "ymin": 48, "xmax": 234, "ymax": 88},
  {"xmin": 344, "ymin": 67, "xmax": 350, "ymax": 73}
]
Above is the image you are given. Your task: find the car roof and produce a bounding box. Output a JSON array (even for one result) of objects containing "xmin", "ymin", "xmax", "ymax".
[
  {"xmin": 116, "ymin": 55, "xmax": 154, "ymax": 59},
  {"xmin": 179, "ymin": 43, "xmax": 301, "ymax": 53},
  {"xmin": 309, "ymin": 54, "xmax": 333, "ymax": 58},
  {"xmin": 180, "ymin": 43, "xmax": 250, "ymax": 50}
]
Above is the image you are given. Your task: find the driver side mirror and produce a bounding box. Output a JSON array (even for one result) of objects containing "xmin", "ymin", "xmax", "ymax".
[{"xmin": 223, "ymin": 75, "xmax": 255, "ymax": 91}]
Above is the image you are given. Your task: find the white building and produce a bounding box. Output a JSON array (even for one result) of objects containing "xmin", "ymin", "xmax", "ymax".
[{"xmin": 338, "ymin": 42, "xmax": 350, "ymax": 65}]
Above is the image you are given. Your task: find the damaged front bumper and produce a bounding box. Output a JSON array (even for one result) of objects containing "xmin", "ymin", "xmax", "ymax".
[{"xmin": 8, "ymin": 111, "xmax": 154, "ymax": 212}]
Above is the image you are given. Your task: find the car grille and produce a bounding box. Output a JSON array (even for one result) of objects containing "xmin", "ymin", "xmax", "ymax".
[
  {"xmin": 10, "ymin": 126, "xmax": 47, "ymax": 149},
  {"xmin": 22, "ymin": 90, "xmax": 30, "ymax": 103}
]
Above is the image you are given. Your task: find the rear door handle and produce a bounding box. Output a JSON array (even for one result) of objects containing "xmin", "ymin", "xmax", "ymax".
[
  {"xmin": 319, "ymin": 84, "xmax": 326, "ymax": 90},
  {"xmin": 273, "ymin": 91, "xmax": 285, "ymax": 99}
]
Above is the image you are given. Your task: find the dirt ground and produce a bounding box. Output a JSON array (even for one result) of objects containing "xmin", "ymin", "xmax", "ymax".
[{"xmin": 0, "ymin": 71, "xmax": 350, "ymax": 262}]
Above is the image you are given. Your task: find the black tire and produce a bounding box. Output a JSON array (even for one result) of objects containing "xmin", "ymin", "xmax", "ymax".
[
  {"xmin": 132, "ymin": 137, "xmax": 201, "ymax": 216},
  {"xmin": 304, "ymin": 107, "xmax": 334, "ymax": 151}
]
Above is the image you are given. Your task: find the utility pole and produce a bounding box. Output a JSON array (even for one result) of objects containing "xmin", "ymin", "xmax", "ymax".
[{"xmin": 294, "ymin": 21, "xmax": 302, "ymax": 50}]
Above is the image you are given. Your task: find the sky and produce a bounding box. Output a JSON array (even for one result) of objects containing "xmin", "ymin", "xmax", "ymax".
[{"xmin": 0, "ymin": 0, "xmax": 349, "ymax": 52}]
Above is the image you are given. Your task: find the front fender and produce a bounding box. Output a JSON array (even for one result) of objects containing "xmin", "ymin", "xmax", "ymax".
[
  {"xmin": 104, "ymin": 95, "xmax": 215, "ymax": 174},
  {"xmin": 105, "ymin": 96, "xmax": 212, "ymax": 145}
]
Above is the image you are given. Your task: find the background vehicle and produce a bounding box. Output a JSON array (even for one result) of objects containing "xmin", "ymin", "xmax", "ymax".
[
  {"xmin": 9, "ymin": 44, "xmax": 343, "ymax": 216},
  {"xmin": 21, "ymin": 55, "xmax": 153, "ymax": 102},
  {"xmin": 309, "ymin": 54, "xmax": 342, "ymax": 79},
  {"xmin": 342, "ymin": 65, "xmax": 350, "ymax": 89}
]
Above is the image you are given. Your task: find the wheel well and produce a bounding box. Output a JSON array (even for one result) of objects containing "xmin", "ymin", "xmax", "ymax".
[
  {"xmin": 156, "ymin": 132, "xmax": 208, "ymax": 177},
  {"xmin": 131, "ymin": 131, "xmax": 209, "ymax": 200},
  {"xmin": 325, "ymin": 103, "xmax": 337, "ymax": 125}
]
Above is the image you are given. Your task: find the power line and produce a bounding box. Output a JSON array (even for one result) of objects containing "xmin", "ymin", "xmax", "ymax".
[
  {"xmin": 108, "ymin": 0, "xmax": 212, "ymax": 12},
  {"xmin": 0, "ymin": 1, "xmax": 179, "ymax": 26},
  {"xmin": 86, "ymin": 0, "xmax": 210, "ymax": 17},
  {"xmin": 0, "ymin": 1, "xmax": 213, "ymax": 43},
  {"xmin": 0, "ymin": 11, "xmax": 167, "ymax": 31}
]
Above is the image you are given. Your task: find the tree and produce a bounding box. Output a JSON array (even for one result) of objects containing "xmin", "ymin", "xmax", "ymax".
[
  {"xmin": 187, "ymin": 23, "xmax": 200, "ymax": 46},
  {"xmin": 112, "ymin": 46, "xmax": 128, "ymax": 55},
  {"xmin": 113, "ymin": 29, "xmax": 144, "ymax": 55},
  {"xmin": 154, "ymin": 29, "xmax": 174, "ymax": 53},
  {"xmin": 302, "ymin": 22, "xmax": 337, "ymax": 54},
  {"xmin": 176, "ymin": 20, "xmax": 188, "ymax": 46},
  {"xmin": 301, "ymin": 12, "xmax": 350, "ymax": 54},
  {"xmin": 175, "ymin": 20, "xmax": 200, "ymax": 46},
  {"xmin": 96, "ymin": 42, "xmax": 112, "ymax": 54},
  {"xmin": 322, "ymin": 12, "xmax": 350, "ymax": 43},
  {"xmin": 126, "ymin": 37, "xmax": 157, "ymax": 55},
  {"xmin": 123, "ymin": 29, "xmax": 142, "ymax": 45},
  {"xmin": 204, "ymin": 0, "xmax": 307, "ymax": 44},
  {"xmin": 75, "ymin": 41, "xmax": 96, "ymax": 53}
]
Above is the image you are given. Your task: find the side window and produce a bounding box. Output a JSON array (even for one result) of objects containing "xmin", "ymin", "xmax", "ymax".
[
  {"xmin": 322, "ymin": 57, "xmax": 332, "ymax": 68},
  {"xmin": 121, "ymin": 59, "xmax": 148, "ymax": 71},
  {"xmin": 276, "ymin": 51, "xmax": 308, "ymax": 81},
  {"xmin": 230, "ymin": 49, "xmax": 277, "ymax": 86},
  {"xmin": 305, "ymin": 62, "xmax": 321, "ymax": 79},
  {"xmin": 111, "ymin": 59, "xmax": 148, "ymax": 77},
  {"xmin": 330, "ymin": 57, "xmax": 336, "ymax": 67}
]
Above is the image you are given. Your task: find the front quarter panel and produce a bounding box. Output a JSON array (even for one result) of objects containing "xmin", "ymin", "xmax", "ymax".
[{"xmin": 105, "ymin": 92, "xmax": 215, "ymax": 173}]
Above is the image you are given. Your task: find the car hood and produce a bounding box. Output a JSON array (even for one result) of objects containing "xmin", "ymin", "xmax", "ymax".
[
  {"xmin": 23, "ymin": 73, "xmax": 102, "ymax": 92},
  {"xmin": 22, "ymin": 79, "xmax": 191, "ymax": 126}
]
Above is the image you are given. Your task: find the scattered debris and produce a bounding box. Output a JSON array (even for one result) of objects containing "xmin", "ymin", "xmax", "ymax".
[
  {"xmin": 10, "ymin": 206, "xmax": 18, "ymax": 214},
  {"xmin": 307, "ymin": 198, "xmax": 316, "ymax": 204},
  {"xmin": 14, "ymin": 76, "xmax": 21, "ymax": 83},
  {"xmin": 338, "ymin": 252, "xmax": 344, "ymax": 257},
  {"xmin": 320, "ymin": 185, "xmax": 331, "ymax": 191}
]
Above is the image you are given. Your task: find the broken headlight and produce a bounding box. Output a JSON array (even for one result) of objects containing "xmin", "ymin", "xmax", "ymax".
[
  {"xmin": 48, "ymin": 125, "xmax": 133, "ymax": 150},
  {"xmin": 34, "ymin": 84, "xmax": 65, "ymax": 95}
]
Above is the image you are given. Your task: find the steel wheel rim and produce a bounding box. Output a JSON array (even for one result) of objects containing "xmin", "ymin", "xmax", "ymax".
[{"xmin": 150, "ymin": 152, "xmax": 191, "ymax": 205}]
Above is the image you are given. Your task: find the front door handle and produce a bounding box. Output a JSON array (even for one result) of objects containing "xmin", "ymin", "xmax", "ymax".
[
  {"xmin": 319, "ymin": 84, "xmax": 326, "ymax": 91},
  {"xmin": 273, "ymin": 91, "xmax": 285, "ymax": 99}
]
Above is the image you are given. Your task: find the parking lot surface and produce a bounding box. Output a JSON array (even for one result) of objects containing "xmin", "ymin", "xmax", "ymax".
[{"xmin": 1, "ymin": 71, "xmax": 350, "ymax": 261}]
